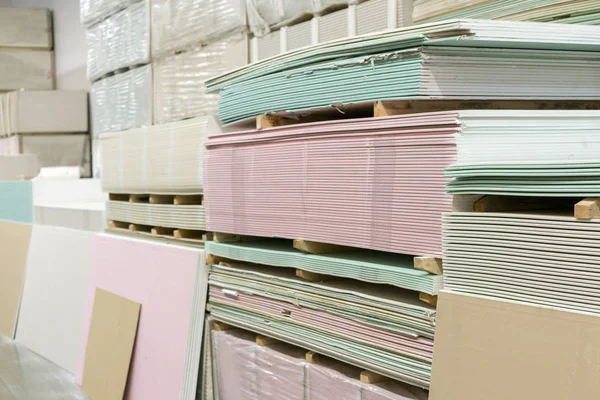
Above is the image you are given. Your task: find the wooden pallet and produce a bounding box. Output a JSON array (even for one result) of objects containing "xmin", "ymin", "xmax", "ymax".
[
  {"xmin": 252, "ymin": 99, "xmax": 600, "ymax": 130},
  {"xmin": 473, "ymin": 195, "xmax": 600, "ymax": 220},
  {"xmin": 109, "ymin": 193, "xmax": 204, "ymax": 205},
  {"xmin": 209, "ymin": 233, "xmax": 442, "ymax": 307},
  {"xmin": 107, "ymin": 220, "xmax": 212, "ymax": 247}
]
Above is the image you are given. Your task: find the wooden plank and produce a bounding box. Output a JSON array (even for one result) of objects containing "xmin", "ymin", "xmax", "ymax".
[
  {"xmin": 256, "ymin": 114, "xmax": 334, "ymax": 130},
  {"xmin": 202, "ymin": 232, "xmax": 214, "ymax": 242},
  {"xmin": 174, "ymin": 195, "xmax": 203, "ymax": 205},
  {"xmin": 129, "ymin": 224, "xmax": 152, "ymax": 233},
  {"xmin": 214, "ymin": 232, "xmax": 243, "ymax": 243},
  {"xmin": 575, "ymin": 198, "xmax": 600, "ymax": 220},
  {"xmin": 295, "ymin": 269, "xmax": 335, "ymax": 282},
  {"xmin": 360, "ymin": 370, "xmax": 390, "ymax": 384},
  {"xmin": 151, "ymin": 227, "xmax": 175, "ymax": 236},
  {"xmin": 414, "ymin": 257, "xmax": 443, "ymax": 275},
  {"xmin": 473, "ymin": 195, "xmax": 574, "ymax": 213},
  {"xmin": 108, "ymin": 193, "xmax": 129, "ymax": 202},
  {"xmin": 206, "ymin": 303, "xmax": 212, "ymax": 312},
  {"xmin": 420, "ymin": 292, "xmax": 438, "ymax": 307},
  {"xmin": 293, "ymin": 239, "xmax": 356, "ymax": 254},
  {"xmin": 256, "ymin": 335, "xmax": 279, "ymax": 346},
  {"xmin": 173, "ymin": 229, "xmax": 204, "ymax": 240},
  {"xmin": 213, "ymin": 321, "xmax": 232, "ymax": 331},
  {"xmin": 374, "ymin": 99, "xmax": 600, "ymax": 117},
  {"xmin": 108, "ymin": 220, "xmax": 129, "ymax": 229},
  {"xmin": 305, "ymin": 351, "xmax": 323, "ymax": 364},
  {"xmin": 149, "ymin": 194, "xmax": 174, "ymax": 204},
  {"xmin": 129, "ymin": 194, "xmax": 149, "ymax": 203},
  {"xmin": 206, "ymin": 253, "xmax": 222, "ymax": 266}
]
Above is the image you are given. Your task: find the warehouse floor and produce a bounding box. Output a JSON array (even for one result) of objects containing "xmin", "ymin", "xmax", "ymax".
[{"xmin": 0, "ymin": 335, "xmax": 87, "ymax": 399}]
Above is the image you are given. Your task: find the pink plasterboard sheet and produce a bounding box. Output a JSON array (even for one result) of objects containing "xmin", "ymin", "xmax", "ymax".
[{"xmin": 76, "ymin": 234, "xmax": 201, "ymax": 400}]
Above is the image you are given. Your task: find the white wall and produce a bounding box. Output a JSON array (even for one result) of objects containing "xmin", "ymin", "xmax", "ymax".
[{"xmin": 0, "ymin": 0, "xmax": 89, "ymax": 90}]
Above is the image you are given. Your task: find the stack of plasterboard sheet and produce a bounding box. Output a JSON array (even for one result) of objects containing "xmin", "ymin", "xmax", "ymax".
[
  {"xmin": 101, "ymin": 116, "xmax": 221, "ymax": 194},
  {"xmin": 0, "ymin": 7, "xmax": 52, "ymax": 49},
  {"xmin": 33, "ymin": 179, "xmax": 106, "ymax": 232},
  {"xmin": 153, "ymin": 33, "xmax": 248, "ymax": 124},
  {"xmin": 0, "ymin": 181, "xmax": 33, "ymax": 223},
  {"xmin": 317, "ymin": 7, "xmax": 350, "ymax": 43},
  {"xmin": 208, "ymin": 261, "xmax": 436, "ymax": 388},
  {"xmin": 80, "ymin": 0, "xmax": 139, "ymax": 27},
  {"xmin": 16, "ymin": 225, "xmax": 95, "ymax": 374},
  {"xmin": 212, "ymin": 328, "xmax": 428, "ymax": 400},
  {"xmin": 254, "ymin": 30, "xmax": 282, "ymax": 62},
  {"xmin": 151, "ymin": 0, "xmax": 247, "ymax": 57},
  {"xmin": 413, "ymin": 0, "xmax": 600, "ymax": 24},
  {"xmin": 0, "ymin": 155, "xmax": 40, "ymax": 180},
  {"xmin": 0, "ymin": 220, "xmax": 32, "ymax": 339},
  {"xmin": 106, "ymin": 200, "xmax": 206, "ymax": 230},
  {"xmin": 206, "ymin": 241, "xmax": 443, "ymax": 294},
  {"xmin": 443, "ymin": 211, "xmax": 600, "ymax": 314},
  {"xmin": 91, "ymin": 65, "xmax": 152, "ymax": 136},
  {"xmin": 76, "ymin": 234, "xmax": 208, "ymax": 400},
  {"xmin": 86, "ymin": 0, "xmax": 151, "ymax": 81},
  {"xmin": 0, "ymin": 50, "xmax": 54, "ymax": 90},
  {"xmin": 285, "ymin": 20, "xmax": 313, "ymax": 52},
  {"xmin": 204, "ymin": 114, "xmax": 460, "ymax": 257},
  {"xmin": 444, "ymin": 110, "xmax": 600, "ymax": 196},
  {"xmin": 429, "ymin": 291, "xmax": 600, "ymax": 400}
]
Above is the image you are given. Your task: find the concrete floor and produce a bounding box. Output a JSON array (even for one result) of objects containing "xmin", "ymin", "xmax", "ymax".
[{"xmin": 0, "ymin": 335, "xmax": 87, "ymax": 399}]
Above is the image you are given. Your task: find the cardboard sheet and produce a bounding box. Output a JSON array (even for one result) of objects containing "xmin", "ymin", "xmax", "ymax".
[
  {"xmin": 430, "ymin": 290, "xmax": 600, "ymax": 400},
  {"xmin": 0, "ymin": 221, "xmax": 32, "ymax": 338},
  {"xmin": 76, "ymin": 234, "xmax": 207, "ymax": 400},
  {"xmin": 16, "ymin": 225, "xmax": 96, "ymax": 373},
  {"xmin": 82, "ymin": 289, "xmax": 141, "ymax": 400}
]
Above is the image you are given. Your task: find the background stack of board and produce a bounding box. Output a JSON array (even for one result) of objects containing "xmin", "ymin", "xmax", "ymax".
[
  {"xmin": 413, "ymin": 0, "xmax": 600, "ymax": 25},
  {"xmin": 100, "ymin": 116, "xmax": 221, "ymax": 245},
  {"xmin": 0, "ymin": 91, "xmax": 91, "ymax": 176},
  {"xmin": 0, "ymin": 6, "xmax": 54, "ymax": 90},
  {"xmin": 248, "ymin": 0, "xmax": 414, "ymax": 62},
  {"xmin": 211, "ymin": 327, "xmax": 428, "ymax": 400}
]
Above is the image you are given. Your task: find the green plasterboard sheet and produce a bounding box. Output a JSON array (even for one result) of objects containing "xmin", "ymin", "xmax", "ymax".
[
  {"xmin": 447, "ymin": 175, "xmax": 600, "ymax": 196},
  {"xmin": 205, "ymin": 240, "xmax": 442, "ymax": 294},
  {"xmin": 209, "ymin": 304, "xmax": 432, "ymax": 388},
  {"xmin": 0, "ymin": 181, "xmax": 33, "ymax": 224}
]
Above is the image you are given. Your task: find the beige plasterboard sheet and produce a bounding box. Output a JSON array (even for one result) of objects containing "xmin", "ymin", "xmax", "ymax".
[
  {"xmin": 0, "ymin": 7, "xmax": 52, "ymax": 49},
  {"xmin": 16, "ymin": 91, "xmax": 88, "ymax": 133},
  {"xmin": 429, "ymin": 290, "xmax": 600, "ymax": 400},
  {"xmin": 82, "ymin": 288, "xmax": 141, "ymax": 400},
  {"xmin": 0, "ymin": 50, "xmax": 54, "ymax": 90},
  {"xmin": 0, "ymin": 221, "xmax": 32, "ymax": 338}
]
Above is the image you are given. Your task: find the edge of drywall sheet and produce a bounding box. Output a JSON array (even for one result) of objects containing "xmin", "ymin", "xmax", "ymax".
[{"xmin": 15, "ymin": 224, "xmax": 96, "ymax": 374}]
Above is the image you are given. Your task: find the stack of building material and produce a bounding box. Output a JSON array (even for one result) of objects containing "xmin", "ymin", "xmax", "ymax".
[
  {"xmin": 208, "ymin": 259, "xmax": 435, "ymax": 387},
  {"xmin": 80, "ymin": 0, "xmax": 139, "ymax": 27},
  {"xmin": 0, "ymin": 90, "xmax": 91, "ymax": 176},
  {"xmin": 100, "ymin": 116, "xmax": 221, "ymax": 245},
  {"xmin": 209, "ymin": 20, "xmax": 600, "ymax": 125},
  {"xmin": 0, "ymin": 155, "xmax": 40, "ymax": 180},
  {"xmin": 413, "ymin": 0, "xmax": 600, "ymax": 25},
  {"xmin": 212, "ymin": 328, "xmax": 428, "ymax": 399},
  {"xmin": 0, "ymin": 6, "xmax": 54, "ymax": 90},
  {"xmin": 69, "ymin": 234, "xmax": 208, "ymax": 400}
]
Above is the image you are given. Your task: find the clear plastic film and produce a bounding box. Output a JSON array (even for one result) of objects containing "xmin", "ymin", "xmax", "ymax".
[
  {"xmin": 90, "ymin": 64, "xmax": 152, "ymax": 136},
  {"xmin": 80, "ymin": 0, "xmax": 139, "ymax": 28},
  {"xmin": 246, "ymin": 0, "xmax": 356, "ymax": 37},
  {"xmin": 86, "ymin": 0, "xmax": 150, "ymax": 81},
  {"xmin": 212, "ymin": 328, "xmax": 429, "ymax": 400},
  {"xmin": 151, "ymin": 0, "xmax": 247, "ymax": 57},
  {"xmin": 153, "ymin": 33, "xmax": 248, "ymax": 124}
]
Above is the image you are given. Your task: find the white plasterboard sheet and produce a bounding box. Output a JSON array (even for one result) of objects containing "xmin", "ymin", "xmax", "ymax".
[{"xmin": 15, "ymin": 91, "xmax": 88, "ymax": 133}]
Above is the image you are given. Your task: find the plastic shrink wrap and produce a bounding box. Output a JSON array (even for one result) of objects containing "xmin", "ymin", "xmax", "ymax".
[
  {"xmin": 153, "ymin": 33, "xmax": 248, "ymax": 124},
  {"xmin": 247, "ymin": 0, "xmax": 355, "ymax": 36},
  {"xmin": 86, "ymin": 1, "xmax": 150, "ymax": 81},
  {"xmin": 80, "ymin": 0, "xmax": 139, "ymax": 28},
  {"xmin": 90, "ymin": 65, "xmax": 152, "ymax": 136},
  {"xmin": 151, "ymin": 0, "xmax": 246, "ymax": 56}
]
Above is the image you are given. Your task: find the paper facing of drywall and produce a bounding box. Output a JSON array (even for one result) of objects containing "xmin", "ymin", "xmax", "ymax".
[
  {"xmin": 0, "ymin": 181, "xmax": 33, "ymax": 223},
  {"xmin": 82, "ymin": 289, "xmax": 141, "ymax": 400},
  {"xmin": 16, "ymin": 225, "xmax": 96, "ymax": 374},
  {"xmin": 0, "ymin": 221, "xmax": 32, "ymax": 338},
  {"xmin": 429, "ymin": 290, "xmax": 600, "ymax": 400}
]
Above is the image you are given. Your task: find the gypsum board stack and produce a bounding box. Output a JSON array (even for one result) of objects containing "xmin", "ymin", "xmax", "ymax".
[
  {"xmin": 413, "ymin": 0, "xmax": 600, "ymax": 24},
  {"xmin": 212, "ymin": 328, "xmax": 428, "ymax": 400},
  {"xmin": 105, "ymin": 201, "xmax": 206, "ymax": 231},
  {"xmin": 215, "ymin": 46, "xmax": 600, "ymax": 125},
  {"xmin": 205, "ymin": 240, "xmax": 443, "ymax": 295},
  {"xmin": 443, "ymin": 211, "xmax": 600, "ymax": 314},
  {"xmin": 204, "ymin": 114, "xmax": 458, "ymax": 257},
  {"xmin": 101, "ymin": 116, "xmax": 222, "ymax": 194},
  {"xmin": 207, "ymin": 19, "xmax": 600, "ymax": 92},
  {"xmin": 209, "ymin": 261, "xmax": 436, "ymax": 338}
]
